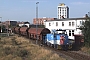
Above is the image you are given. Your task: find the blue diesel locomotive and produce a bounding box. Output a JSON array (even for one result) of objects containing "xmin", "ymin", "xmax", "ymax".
[{"xmin": 44, "ymin": 29, "xmax": 72, "ymax": 50}]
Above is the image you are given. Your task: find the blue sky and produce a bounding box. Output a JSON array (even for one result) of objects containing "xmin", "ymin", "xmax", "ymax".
[{"xmin": 0, "ymin": 0, "xmax": 90, "ymax": 23}]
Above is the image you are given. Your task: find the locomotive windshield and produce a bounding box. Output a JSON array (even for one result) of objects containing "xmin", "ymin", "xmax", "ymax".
[
  {"xmin": 52, "ymin": 29, "xmax": 67, "ymax": 34},
  {"xmin": 56, "ymin": 29, "xmax": 67, "ymax": 34}
]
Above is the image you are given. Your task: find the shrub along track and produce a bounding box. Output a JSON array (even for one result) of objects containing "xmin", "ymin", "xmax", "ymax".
[{"xmin": 22, "ymin": 35, "xmax": 90, "ymax": 60}]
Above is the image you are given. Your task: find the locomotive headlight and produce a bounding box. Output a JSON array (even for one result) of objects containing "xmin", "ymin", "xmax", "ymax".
[{"xmin": 67, "ymin": 43, "xmax": 69, "ymax": 44}]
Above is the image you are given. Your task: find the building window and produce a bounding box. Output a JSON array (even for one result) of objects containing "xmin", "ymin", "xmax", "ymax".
[
  {"xmin": 72, "ymin": 22, "xmax": 74, "ymax": 26},
  {"xmin": 49, "ymin": 23, "xmax": 51, "ymax": 26},
  {"xmin": 58, "ymin": 15, "xmax": 59, "ymax": 17},
  {"xmin": 62, "ymin": 10, "xmax": 64, "ymax": 11},
  {"xmin": 65, "ymin": 10, "xmax": 66, "ymax": 12},
  {"xmin": 60, "ymin": 12, "xmax": 61, "ymax": 14},
  {"xmin": 72, "ymin": 30, "xmax": 74, "ymax": 36},
  {"xmin": 60, "ymin": 9, "xmax": 61, "ymax": 11},
  {"xmin": 69, "ymin": 22, "xmax": 71, "ymax": 26},
  {"xmin": 56, "ymin": 22, "xmax": 58, "ymax": 26},
  {"xmin": 62, "ymin": 12, "xmax": 64, "ymax": 15},
  {"xmin": 80, "ymin": 21, "xmax": 82, "ymax": 25},
  {"xmin": 65, "ymin": 12, "xmax": 66, "ymax": 15},
  {"xmin": 65, "ymin": 15, "xmax": 66, "ymax": 17},
  {"xmin": 62, "ymin": 22, "xmax": 64, "ymax": 26},
  {"xmin": 60, "ymin": 15, "xmax": 61, "ymax": 18},
  {"xmin": 69, "ymin": 30, "xmax": 71, "ymax": 36}
]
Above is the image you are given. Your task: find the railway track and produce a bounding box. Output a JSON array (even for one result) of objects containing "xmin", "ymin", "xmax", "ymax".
[
  {"xmin": 29, "ymin": 39, "xmax": 90, "ymax": 60},
  {"xmin": 59, "ymin": 50, "xmax": 90, "ymax": 60},
  {"xmin": 45, "ymin": 45, "xmax": 90, "ymax": 60}
]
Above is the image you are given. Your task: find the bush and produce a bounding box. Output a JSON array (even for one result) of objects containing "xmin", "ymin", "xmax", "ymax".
[
  {"xmin": 17, "ymin": 49, "xmax": 29, "ymax": 57},
  {"xmin": 4, "ymin": 47, "xmax": 12, "ymax": 55},
  {"xmin": 11, "ymin": 38, "xmax": 18, "ymax": 45}
]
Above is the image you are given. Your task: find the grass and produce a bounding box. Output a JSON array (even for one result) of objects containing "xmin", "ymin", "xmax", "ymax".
[{"xmin": 0, "ymin": 34, "xmax": 66, "ymax": 60}]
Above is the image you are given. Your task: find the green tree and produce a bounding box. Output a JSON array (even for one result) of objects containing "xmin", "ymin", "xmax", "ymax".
[{"xmin": 82, "ymin": 16, "xmax": 90, "ymax": 47}]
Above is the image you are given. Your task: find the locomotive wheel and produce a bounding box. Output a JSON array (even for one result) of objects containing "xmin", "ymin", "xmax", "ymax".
[
  {"xmin": 68, "ymin": 45, "xmax": 72, "ymax": 49},
  {"xmin": 57, "ymin": 45, "xmax": 62, "ymax": 50}
]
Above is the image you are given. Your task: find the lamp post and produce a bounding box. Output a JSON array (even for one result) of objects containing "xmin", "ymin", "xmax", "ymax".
[
  {"xmin": 0, "ymin": 17, "xmax": 2, "ymax": 36},
  {"xmin": 36, "ymin": 2, "xmax": 39, "ymax": 44}
]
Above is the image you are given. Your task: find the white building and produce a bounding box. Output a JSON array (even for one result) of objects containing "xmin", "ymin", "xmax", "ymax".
[
  {"xmin": 57, "ymin": 3, "xmax": 69, "ymax": 19},
  {"xmin": 44, "ymin": 18, "xmax": 86, "ymax": 40}
]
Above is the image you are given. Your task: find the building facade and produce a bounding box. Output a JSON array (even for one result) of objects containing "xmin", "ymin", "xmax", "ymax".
[
  {"xmin": 44, "ymin": 18, "xmax": 86, "ymax": 40},
  {"xmin": 33, "ymin": 17, "xmax": 57, "ymax": 25},
  {"xmin": 57, "ymin": 3, "xmax": 69, "ymax": 19}
]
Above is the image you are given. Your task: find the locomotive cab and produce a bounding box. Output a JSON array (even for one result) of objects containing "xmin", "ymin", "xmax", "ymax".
[{"xmin": 56, "ymin": 29, "xmax": 71, "ymax": 50}]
